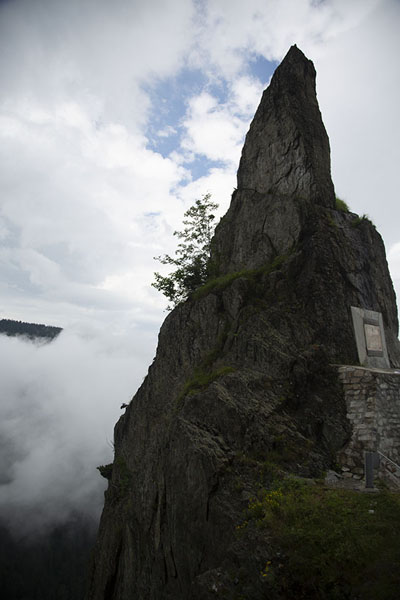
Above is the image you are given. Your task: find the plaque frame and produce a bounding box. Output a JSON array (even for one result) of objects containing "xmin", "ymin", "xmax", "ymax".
[{"xmin": 351, "ymin": 306, "xmax": 390, "ymax": 369}]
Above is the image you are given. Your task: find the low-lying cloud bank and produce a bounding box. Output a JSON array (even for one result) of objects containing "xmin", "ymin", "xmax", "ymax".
[{"xmin": 0, "ymin": 328, "xmax": 153, "ymax": 537}]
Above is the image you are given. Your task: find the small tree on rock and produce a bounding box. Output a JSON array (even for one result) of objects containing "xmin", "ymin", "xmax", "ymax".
[{"xmin": 152, "ymin": 193, "xmax": 218, "ymax": 308}]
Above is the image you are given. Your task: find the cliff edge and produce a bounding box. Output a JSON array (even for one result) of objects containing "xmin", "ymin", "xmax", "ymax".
[{"xmin": 87, "ymin": 46, "xmax": 400, "ymax": 600}]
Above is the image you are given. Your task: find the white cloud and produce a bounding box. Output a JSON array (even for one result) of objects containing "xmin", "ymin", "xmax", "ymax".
[
  {"xmin": 0, "ymin": 328, "xmax": 154, "ymax": 535},
  {"xmin": 0, "ymin": 0, "xmax": 196, "ymax": 126},
  {"xmin": 0, "ymin": 96, "xmax": 190, "ymax": 327},
  {"xmin": 181, "ymin": 92, "xmax": 244, "ymax": 164},
  {"xmin": 231, "ymin": 76, "xmax": 265, "ymax": 114},
  {"xmin": 157, "ymin": 125, "xmax": 178, "ymax": 138},
  {"xmin": 312, "ymin": 1, "xmax": 400, "ymax": 249},
  {"xmin": 180, "ymin": 75, "xmax": 264, "ymax": 168},
  {"xmin": 176, "ymin": 166, "xmax": 237, "ymax": 225},
  {"xmin": 188, "ymin": 0, "xmax": 380, "ymax": 77}
]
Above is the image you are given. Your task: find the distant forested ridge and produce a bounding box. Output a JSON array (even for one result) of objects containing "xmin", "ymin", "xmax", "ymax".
[{"xmin": 0, "ymin": 319, "xmax": 62, "ymax": 340}]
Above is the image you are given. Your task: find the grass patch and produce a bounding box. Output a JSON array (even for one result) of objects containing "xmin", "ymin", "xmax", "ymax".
[
  {"xmin": 335, "ymin": 197, "xmax": 350, "ymax": 212},
  {"xmin": 244, "ymin": 477, "xmax": 400, "ymax": 598},
  {"xmin": 192, "ymin": 253, "xmax": 291, "ymax": 301},
  {"xmin": 192, "ymin": 269, "xmax": 250, "ymax": 300},
  {"xmin": 180, "ymin": 366, "xmax": 235, "ymax": 400},
  {"xmin": 351, "ymin": 214, "xmax": 374, "ymax": 228}
]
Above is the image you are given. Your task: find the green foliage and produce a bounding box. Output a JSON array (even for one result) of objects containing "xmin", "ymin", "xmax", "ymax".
[
  {"xmin": 351, "ymin": 213, "xmax": 374, "ymax": 227},
  {"xmin": 335, "ymin": 197, "xmax": 350, "ymax": 212},
  {"xmin": 152, "ymin": 193, "xmax": 218, "ymax": 308},
  {"xmin": 179, "ymin": 366, "xmax": 235, "ymax": 401},
  {"xmin": 192, "ymin": 253, "xmax": 290, "ymax": 301},
  {"xmin": 244, "ymin": 478, "xmax": 400, "ymax": 598},
  {"xmin": 96, "ymin": 463, "xmax": 113, "ymax": 480},
  {"xmin": 192, "ymin": 269, "xmax": 250, "ymax": 300}
]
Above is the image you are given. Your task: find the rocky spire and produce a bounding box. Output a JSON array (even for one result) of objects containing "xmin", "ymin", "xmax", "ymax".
[
  {"xmin": 237, "ymin": 45, "xmax": 335, "ymax": 207},
  {"xmin": 86, "ymin": 48, "xmax": 400, "ymax": 600}
]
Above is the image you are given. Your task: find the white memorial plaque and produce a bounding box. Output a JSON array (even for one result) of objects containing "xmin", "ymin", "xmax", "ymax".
[
  {"xmin": 364, "ymin": 324, "xmax": 383, "ymax": 352},
  {"xmin": 351, "ymin": 306, "xmax": 390, "ymax": 368}
]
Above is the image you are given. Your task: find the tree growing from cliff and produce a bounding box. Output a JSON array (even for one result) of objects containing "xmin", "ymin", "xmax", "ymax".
[{"xmin": 152, "ymin": 193, "xmax": 218, "ymax": 308}]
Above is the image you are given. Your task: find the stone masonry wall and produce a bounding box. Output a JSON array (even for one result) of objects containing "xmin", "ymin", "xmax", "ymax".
[{"xmin": 337, "ymin": 366, "xmax": 400, "ymax": 480}]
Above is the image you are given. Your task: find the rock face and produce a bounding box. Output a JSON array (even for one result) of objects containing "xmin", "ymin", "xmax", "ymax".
[
  {"xmin": 237, "ymin": 45, "xmax": 335, "ymax": 207},
  {"xmin": 87, "ymin": 46, "xmax": 400, "ymax": 600}
]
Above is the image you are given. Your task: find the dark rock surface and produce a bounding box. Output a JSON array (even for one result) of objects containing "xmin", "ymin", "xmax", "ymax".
[
  {"xmin": 237, "ymin": 45, "xmax": 335, "ymax": 207},
  {"xmin": 86, "ymin": 46, "xmax": 400, "ymax": 600}
]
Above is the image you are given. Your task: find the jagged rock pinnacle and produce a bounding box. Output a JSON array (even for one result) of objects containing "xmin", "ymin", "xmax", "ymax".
[
  {"xmin": 86, "ymin": 47, "xmax": 400, "ymax": 600},
  {"xmin": 237, "ymin": 45, "xmax": 335, "ymax": 207}
]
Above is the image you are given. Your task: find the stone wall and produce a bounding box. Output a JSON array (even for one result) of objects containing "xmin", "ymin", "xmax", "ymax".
[{"xmin": 337, "ymin": 366, "xmax": 400, "ymax": 480}]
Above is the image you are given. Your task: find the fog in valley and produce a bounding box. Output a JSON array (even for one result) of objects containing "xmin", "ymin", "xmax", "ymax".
[{"xmin": 0, "ymin": 327, "xmax": 155, "ymax": 539}]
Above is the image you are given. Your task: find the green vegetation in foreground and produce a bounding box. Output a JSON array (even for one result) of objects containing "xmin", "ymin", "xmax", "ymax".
[
  {"xmin": 192, "ymin": 253, "xmax": 290, "ymax": 301},
  {"xmin": 242, "ymin": 477, "xmax": 400, "ymax": 599},
  {"xmin": 335, "ymin": 197, "xmax": 350, "ymax": 212}
]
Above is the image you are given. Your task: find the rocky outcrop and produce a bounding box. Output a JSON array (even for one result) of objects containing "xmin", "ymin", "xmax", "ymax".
[
  {"xmin": 87, "ymin": 46, "xmax": 400, "ymax": 600},
  {"xmin": 237, "ymin": 45, "xmax": 335, "ymax": 206}
]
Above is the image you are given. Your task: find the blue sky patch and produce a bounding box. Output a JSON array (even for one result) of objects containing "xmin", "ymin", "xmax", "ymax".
[
  {"xmin": 145, "ymin": 67, "xmax": 207, "ymax": 153},
  {"xmin": 248, "ymin": 54, "xmax": 277, "ymax": 85},
  {"xmin": 145, "ymin": 56, "xmax": 277, "ymax": 179},
  {"xmin": 183, "ymin": 156, "xmax": 226, "ymax": 181}
]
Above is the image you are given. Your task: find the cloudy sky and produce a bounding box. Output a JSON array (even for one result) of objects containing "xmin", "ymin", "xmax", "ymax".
[{"xmin": 1, "ymin": 0, "xmax": 400, "ymax": 534}]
